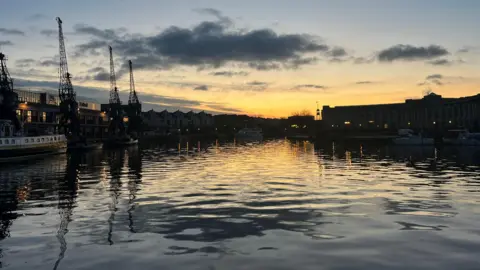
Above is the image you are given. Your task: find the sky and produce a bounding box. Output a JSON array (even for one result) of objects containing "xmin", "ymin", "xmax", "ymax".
[{"xmin": 0, "ymin": 0, "xmax": 479, "ymax": 117}]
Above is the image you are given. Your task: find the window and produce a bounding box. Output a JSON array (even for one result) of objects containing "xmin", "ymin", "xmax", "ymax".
[
  {"xmin": 25, "ymin": 139, "xmax": 28, "ymax": 143},
  {"xmin": 41, "ymin": 138, "xmax": 45, "ymax": 142},
  {"xmin": 54, "ymin": 137, "xmax": 57, "ymax": 141},
  {"xmin": 37, "ymin": 139, "xmax": 40, "ymax": 142},
  {"xmin": 42, "ymin": 112, "xmax": 46, "ymax": 122},
  {"xmin": 11, "ymin": 140, "xmax": 15, "ymax": 144},
  {"xmin": 0, "ymin": 140, "xmax": 2, "ymax": 144},
  {"xmin": 5, "ymin": 140, "xmax": 9, "ymax": 145},
  {"xmin": 27, "ymin": 111, "xmax": 32, "ymax": 123}
]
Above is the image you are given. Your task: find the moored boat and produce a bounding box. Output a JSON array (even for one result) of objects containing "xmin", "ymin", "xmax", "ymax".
[
  {"xmin": 0, "ymin": 120, "xmax": 67, "ymax": 162},
  {"xmin": 392, "ymin": 129, "xmax": 434, "ymax": 145},
  {"xmin": 236, "ymin": 127, "xmax": 263, "ymax": 141}
]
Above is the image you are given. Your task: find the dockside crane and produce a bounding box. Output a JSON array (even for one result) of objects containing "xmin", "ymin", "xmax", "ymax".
[
  {"xmin": 56, "ymin": 17, "xmax": 80, "ymax": 141},
  {"xmin": 126, "ymin": 60, "xmax": 142, "ymax": 138},
  {"xmin": 0, "ymin": 52, "xmax": 21, "ymax": 131},
  {"xmin": 107, "ymin": 46, "xmax": 126, "ymax": 137}
]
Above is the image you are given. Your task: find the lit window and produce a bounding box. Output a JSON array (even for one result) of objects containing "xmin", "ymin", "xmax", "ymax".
[
  {"xmin": 408, "ymin": 122, "xmax": 411, "ymax": 125},
  {"xmin": 344, "ymin": 121, "xmax": 351, "ymax": 125},
  {"xmin": 369, "ymin": 120, "xmax": 374, "ymax": 124},
  {"xmin": 384, "ymin": 124, "xmax": 388, "ymax": 129}
]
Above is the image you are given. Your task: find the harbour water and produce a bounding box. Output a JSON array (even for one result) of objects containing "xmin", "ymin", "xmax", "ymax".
[{"xmin": 1, "ymin": 139, "xmax": 480, "ymax": 269}]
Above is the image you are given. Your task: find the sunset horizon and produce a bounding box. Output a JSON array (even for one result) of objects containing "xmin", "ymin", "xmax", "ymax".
[{"xmin": 1, "ymin": 0, "xmax": 479, "ymax": 118}]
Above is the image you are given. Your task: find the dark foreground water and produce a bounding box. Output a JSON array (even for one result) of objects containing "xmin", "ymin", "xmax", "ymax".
[{"xmin": 1, "ymin": 139, "xmax": 480, "ymax": 270}]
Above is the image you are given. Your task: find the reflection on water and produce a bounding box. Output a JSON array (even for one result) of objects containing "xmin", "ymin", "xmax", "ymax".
[{"xmin": 0, "ymin": 140, "xmax": 480, "ymax": 269}]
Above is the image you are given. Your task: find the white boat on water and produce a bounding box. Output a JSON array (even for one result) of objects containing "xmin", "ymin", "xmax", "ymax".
[
  {"xmin": 392, "ymin": 129, "xmax": 434, "ymax": 145},
  {"xmin": 443, "ymin": 129, "xmax": 480, "ymax": 146},
  {"xmin": 0, "ymin": 120, "xmax": 67, "ymax": 162},
  {"xmin": 236, "ymin": 128, "xmax": 263, "ymax": 140}
]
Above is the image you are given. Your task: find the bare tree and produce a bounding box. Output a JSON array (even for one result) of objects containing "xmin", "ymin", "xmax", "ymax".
[{"xmin": 291, "ymin": 109, "xmax": 313, "ymax": 117}]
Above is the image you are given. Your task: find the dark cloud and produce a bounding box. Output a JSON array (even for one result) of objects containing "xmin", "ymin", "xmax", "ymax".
[
  {"xmin": 0, "ymin": 41, "xmax": 14, "ymax": 46},
  {"xmin": 355, "ymin": 81, "xmax": 375, "ymax": 85},
  {"xmin": 73, "ymin": 24, "xmax": 121, "ymax": 40},
  {"xmin": 418, "ymin": 74, "xmax": 446, "ymax": 87},
  {"xmin": 27, "ymin": 14, "xmax": 49, "ymax": 21},
  {"xmin": 457, "ymin": 46, "xmax": 479, "ymax": 54},
  {"xmin": 193, "ymin": 85, "xmax": 209, "ymax": 91},
  {"xmin": 427, "ymin": 59, "xmax": 452, "ymax": 66},
  {"xmin": 426, "ymin": 74, "xmax": 442, "ymax": 80},
  {"xmin": 247, "ymin": 81, "xmax": 268, "ymax": 86},
  {"xmin": 194, "ymin": 8, "xmax": 233, "ymax": 27},
  {"xmin": 73, "ymin": 14, "xmax": 330, "ymax": 72},
  {"xmin": 247, "ymin": 62, "xmax": 280, "ymax": 71},
  {"xmin": 39, "ymin": 60, "xmax": 60, "ymax": 67},
  {"xmin": 0, "ymin": 28, "xmax": 25, "ymax": 36},
  {"xmin": 93, "ymin": 72, "xmax": 110, "ymax": 81},
  {"xmin": 293, "ymin": 84, "xmax": 327, "ymax": 89},
  {"xmin": 40, "ymin": 29, "xmax": 57, "ymax": 37},
  {"xmin": 88, "ymin": 67, "xmax": 107, "ymax": 73},
  {"xmin": 13, "ymin": 79, "xmax": 241, "ymax": 114},
  {"xmin": 353, "ymin": 57, "xmax": 374, "ymax": 64},
  {"xmin": 377, "ymin": 44, "xmax": 449, "ymax": 62},
  {"xmin": 209, "ymin": 71, "xmax": 249, "ymax": 77},
  {"xmin": 327, "ymin": 47, "xmax": 348, "ymax": 57},
  {"xmin": 15, "ymin": 58, "xmax": 36, "ymax": 68},
  {"xmin": 431, "ymin": 79, "xmax": 443, "ymax": 86}
]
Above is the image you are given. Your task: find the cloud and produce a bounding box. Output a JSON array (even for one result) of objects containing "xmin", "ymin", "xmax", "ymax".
[
  {"xmin": 377, "ymin": 44, "xmax": 449, "ymax": 62},
  {"xmin": 426, "ymin": 74, "xmax": 442, "ymax": 80},
  {"xmin": 326, "ymin": 47, "xmax": 348, "ymax": 58},
  {"xmin": 27, "ymin": 14, "xmax": 49, "ymax": 21},
  {"xmin": 40, "ymin": 29, "xmax": 57, "ymax": 37},
  {"xmin": 87, "ymin": 67, "xmax": 105, "ymax": 73},
  {"xmin": 209, "ymin": 71, "xmax": 249, "ymax": 77},
  {"xmin": 293, "ymin": 84, "xmax": 327, "ymax": 89},
  {"xmin": 430, "ymin": 79, "xmax": 443, "ymax": 86},
  {"xmin": 93, "ymin": 72, "xmax": 110, "ymax": 81},
  {"xmin": 457, "ymin": 46, "xmax": 479, "ymax": 54},
  {"xmin": 73, "ymin": 24, "xmax": 122, "ymax": 40},
  {"xmin": 247, "ymin": 81, "xmax": 268, "ymax": 86},
  {"xmin": 13, "ymin": 79, "xmax": 241, "ymax": 114},
  {"xmin": 353, "ymin": 57, "xmax": 374, "ymax": 64},
  {"xmin": 193, "ymin": 85, "xmax": 209, "ymax": 91},
  {"xmin": 73, "ymin": 13, "xmax": 331, "ymax": 72},
  {"xmin": 194, "ymin": 8, "xmax": 233, "ymax": 27},
  {"xmin": 247, "ymin": 62, "xmax": 280, "ymax": 71},
  {"xmin": 0, "ymin": 28, "xmax": 25, "ymax": 36},
  {"xmin": 0, "ymin": 41, "xmax": 14, "ymax": 46},
  {"xmin": 15, "ymin": 58, "xmax": 36, "ymax": 68},
  {"xmin": 355, "ymin": 81, "xmax": 375, "ymax": 85},
  {"xmin": 427, "ymin": 59, "xmax": 452, "ymax": 66},
  {"xmin": 39, "ymin": 60, "xmax": 60, "ymax": 67},
  {"xmin": 418, "ymin": 74, "xmax": 447, "ymax": 87}
]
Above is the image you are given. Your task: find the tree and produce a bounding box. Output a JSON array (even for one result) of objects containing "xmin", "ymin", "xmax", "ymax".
[{"xmin": 291, "ymin": 109, "xmax": 313, "ymax": 117}]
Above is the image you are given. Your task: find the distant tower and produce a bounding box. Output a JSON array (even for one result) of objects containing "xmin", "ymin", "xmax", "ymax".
[{"xmin": 56, "ymin": 17, "xmax": 80, "ymax": 139}]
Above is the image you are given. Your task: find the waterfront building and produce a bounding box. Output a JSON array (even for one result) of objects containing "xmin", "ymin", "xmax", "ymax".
[
  {"xmin": 142, "ymin": 109, "xmax": 214, "ymax": 133},
  {"xmin": 322, "ymin": 93, "xmax": 480, "ymax": 131},
  {"xmin": 14, "ymin": 89, "xmax": 108, "ymax": 137}
]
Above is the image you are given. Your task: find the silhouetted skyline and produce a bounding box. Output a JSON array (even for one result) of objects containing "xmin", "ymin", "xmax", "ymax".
[{"xmin": 1, "ymin": 0, "xmax": 479, "ymax": 117}]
